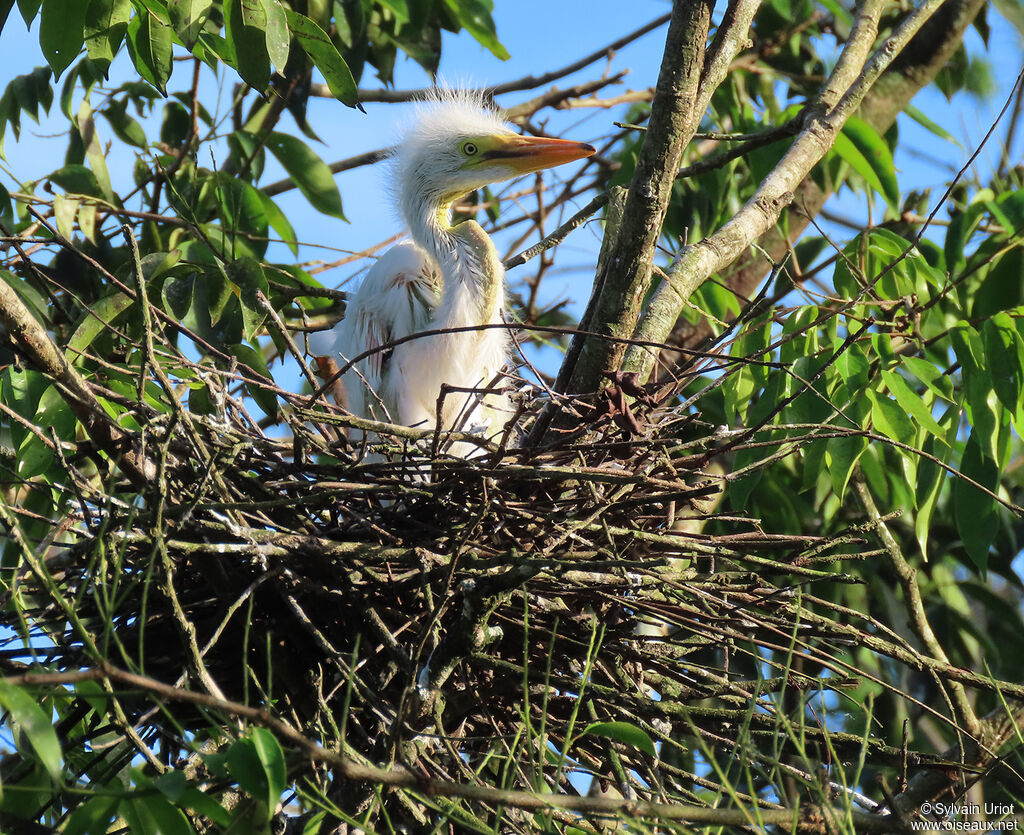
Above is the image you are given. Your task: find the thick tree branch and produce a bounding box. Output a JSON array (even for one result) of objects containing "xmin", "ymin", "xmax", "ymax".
[
  {"xmin": 566, "ymin": 0, "xmax": 714, "ymax": 395},
  {"xmin": 625, "ymin": 0, "xmax": 947, "ymax": 378}
]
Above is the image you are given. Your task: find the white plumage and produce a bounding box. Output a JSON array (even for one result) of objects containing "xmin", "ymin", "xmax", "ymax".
[{"xmin": 311, "ymin": 89, "xmax": 595, "ymax": 453}]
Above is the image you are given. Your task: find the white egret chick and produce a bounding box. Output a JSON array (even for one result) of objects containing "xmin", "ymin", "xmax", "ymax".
[{"xmin": 310, "ymin": 89, "xmax": 595, "ymax": 453}]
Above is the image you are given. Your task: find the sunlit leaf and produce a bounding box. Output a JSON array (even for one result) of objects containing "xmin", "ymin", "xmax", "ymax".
[
  {"xmin": 0, "ymin": 679, "xmax": 63, "ymax": 781},
  {"xmin": 264, "ymin": 131, "xmax": 344, "ymax": 219},
  {"xmin": 284, "ymin": 9, "xmax": 357, "ymax": 105},
  {"xmin": 581, "ymin": 721, "xmax": 657, "ymax": 758},
  {"xmin": 834, "ymin": 118, "xmax": 899, "ymax": 211}
]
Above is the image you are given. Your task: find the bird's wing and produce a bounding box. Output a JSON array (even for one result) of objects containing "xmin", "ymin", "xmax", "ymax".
[{"xmin": 317, "ymin": 242, "xmax": 440, "ymax": 422}]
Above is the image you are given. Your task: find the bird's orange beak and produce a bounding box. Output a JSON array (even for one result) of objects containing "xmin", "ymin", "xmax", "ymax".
[{"xmin": 486, "ymin": 135, "xmax": 596, "ymax": 174}]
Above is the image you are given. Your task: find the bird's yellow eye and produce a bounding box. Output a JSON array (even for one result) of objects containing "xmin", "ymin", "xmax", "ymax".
[{"xmin": 462, "ymin": 141, "xmax": 478, "ymax": 156}]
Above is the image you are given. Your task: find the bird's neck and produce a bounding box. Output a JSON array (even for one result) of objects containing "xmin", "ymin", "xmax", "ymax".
[{"xmin": 407, "ymin": 194, "xmax": 505, "ymax": 328}]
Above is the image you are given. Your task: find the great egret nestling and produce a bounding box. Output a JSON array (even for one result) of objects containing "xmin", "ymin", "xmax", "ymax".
[{"xmin": 310, "ymin": 90, "xmax": 595, "ymax": 451}]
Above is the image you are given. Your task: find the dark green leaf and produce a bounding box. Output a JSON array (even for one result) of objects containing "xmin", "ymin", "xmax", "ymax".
[
  {"xmin": 826, "ymin": 434, "xmax": 867, "ymax": 501},
  {"xmin": 64, "ymin": 795, "xmax": 121, "ymax": 835},
  {"xmin": 227, "ymin": 736, "xmax": 272, "ymax": 813},
  {"xmin": 264, "ymin": 131, "xmax": 344, "ymax": 219},
  {"xmin": 442, "ymin": 0, "xmax": 508, "ymax": 59},
  {"xmin": 952, "ymin": 432, "xmax": 998, "ymax": 573},
  {"xmin": 284, "ymin": 9, "xmax": 357, "ymax": 105},
  {"xmin": 155, "ymin": 770, "xmax": 232, "ymax": 827},
  {"xmin": 257, "ymin": 190, "xmax": 297, "ymax": 254},
  {"xmin": 125, "ymin": 795, "xmax": 193, "ymax": 835},
  {"xmin": 48, "ymin": 163, "xmax": 104, "ymax": 197},
  {"xmin": 126, "ymin": 5, "xmax": 174, "ymax": 94},
  {"xmin": 17, "ymin": 0, "xmax": 40, "ymax": 26},
  {"xmin": 227, "ymin": 256, "xmax": 269, "ymax": 341},
  {"xmin": 102, "ymin": 98, "xmax": 148, "ymax": 147},
  {"xmin": 981, "ymin": 314, "xmax": 1023, "ymax": 415},
  {"xmin": 40, "ymin": 0, "xmax": 87, "ymax": 78},
  {"xmin": 230, "ymin": 343, "xmax": 278, "ymax": 419},
  {"xmin": 0, "ymin": 0, "xmax": 14, "ymax": 32},
  {"xmin": 17, "ymin": 433, "xmax": 52, "ymax": 478},
  {"xmin": 225, "ymin": 0, "xmax": 270, "ymax": 91},
  {"xmin": 972, "ymin": 246, "xmax": 1024, "ymax": 317},
  {"xmin": 582, "ymin": 721, "xmax": 657, "ymax": 758},
  {"xmin": 0, "ymin": 680, "xmax": 63, "ymax": 781},
  {"xmin": 833, "ymin": 119, "xmax": 899, "ymax": 211},
  {"xmin": 67, "ymin": 291, "xmax": 134, "ymax": 361}
]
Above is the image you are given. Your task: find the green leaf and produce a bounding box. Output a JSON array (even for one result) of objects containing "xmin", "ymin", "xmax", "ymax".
[
  {"xmin": 826, "ymin": 434, "xmax": 867, "ymax": 500},
  {"xmin": 67, "ymin": 291, "xmax": 135, "ymax": 362},
  {"xmin": 154, "ymin": 770, "xmax": 232, "ymax": 827},
  {"xmin": 227, "ymin": 256, "xmax": 269, "ymax": 341},
  {"xmin": 40, "ymin": 0, "xmax": 87, "ymax": 78},
  {"xmin": 284, "ymin": 9, "xmax": 357, "ymax": 105},
  {"xmin": 581, "ymin": 721, "xmax": 656, "ymax": 758},
  {"xmin": 75, "ymin": 98, "xmax": 116, "ymax": 201},
  {"xmin": 257, "ymin": 190, "xmax": 297, "ymax": 254},
  {"xmin": 102, "ymin": 98, "xmax": 148, "ymax": 147},
  {"xmin": 914, "ymin": 419, "xmax": 954, "ymax": 561},
  {"xmin": 0, "ymin": 679, "xmax": 63, "ymax": 781},
  {"xmin": 17, "ymin": 0, "xmax": 40, "ymax": 26},
  {"xmin": 902, "ymin": 356, "xmax": 954, "ymax": 403},
  {"xmin": 443, "ymin": 0, "xmax": 508, "ymax": 59},
  {"xmin": 126, "ymin": 4, "xmax": 174, "ymax": 94},
  {"xmin": 227, "ymin": 737, "xmax": 272, "ymax": 815},
  {"xmin": 972, "ymin": 246, "xmax": 1024, "ymax": 317},
  {"xmin": 834, "ymin": 118, "xmax": 899, "ymax": 210},
  {"xmin": 48, "ymin": 163, "xmax": 104, "ymax": 198},
  {"xmin": 225, "ymin": 0, "xmax": 271, "ymax": 91},
  {"xmin": 125, "ymin": 795, "xmax": 193, "ymax": 835},
  {"xmin": 0, "ymin": 0, "xmax": 15, "ymax": 31},
  {"xmin": 867, "ymin": 388, "xmax": 915, "ymax": 445},
  {"xmin": 84, "ymin": 0, "xmax": 132, "ymax": 69},
  {"xmin": 261, "ymin": 0, "xmax": 289, "ymax": 71},
  {"xmin": 981, "ymin": 314, "xmax": 1023, "ymax": 415},
  {"xmin": 251, "ymin": 728, "xmax": 286, "ymax": 806},
  {"xmin": 229, "ymin": 343, "xmax": 278, "ymax": 419},
  {"xmin": 264, "ymin": 131, "xmax": 344, "ymax": 219},
  {"xmin": 880, "ymin": 369, "xmax": 948, "ymax": 443},
  {"xmin": 168, "ymin": 0, "xmax": 212, "ymax": 48},
  {"xmin": 65, "ymin": 795, "xmax": 121, "ymax": 835},
  {"xmin": 53, "ymin": 193, "xmax": 78, "ymax": 240},
  {"xmin": 952, "ymin": 432, "xmax": 998, "ymax": 573},
  {"xmin": 904, "ymin": 103, "xmax": 959, "ymax": 145}
]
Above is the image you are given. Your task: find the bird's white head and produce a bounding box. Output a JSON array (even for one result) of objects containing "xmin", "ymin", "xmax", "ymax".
[{"xmin": 393, "ymin": 88, "xmax": 595, "ymax": 230}]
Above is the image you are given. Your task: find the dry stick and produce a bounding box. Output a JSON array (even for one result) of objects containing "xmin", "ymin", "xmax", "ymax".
[
  {"xmin": 1, "ymin": 664, "xmax": 910, "ymax": 832},
  {"xmin": 626, "ymin": 0, "xmax": 944, "ymax": 376},
  {"xmin": 854, "ymin": 478, "xmax": 980, "ymax": 740},
  {"xmin": 892, "ymin": 699, "xmax": 1024, "ymax": 819}
]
